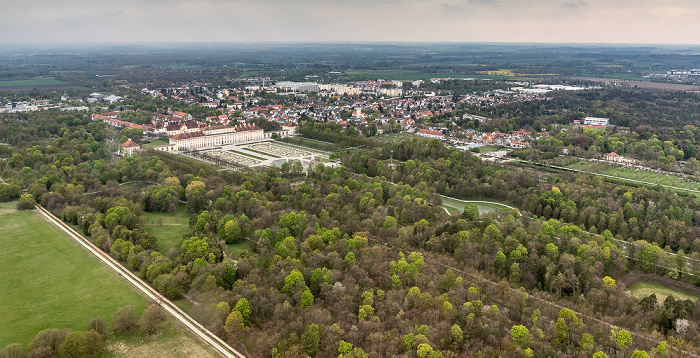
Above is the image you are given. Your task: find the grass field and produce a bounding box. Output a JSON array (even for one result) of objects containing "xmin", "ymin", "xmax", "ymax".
[
  {"xmin": 100, "ymin": 322, "xmax": 218, "ymax": 358},
  {"xmin": 440, "ymin": 196, "xmax": 511, "ymax": 215},
  {"xmin": 280, "ymin": 137, "xmax": 344, "ymax": 152},
  {"xmin": 565, "ymin": 161, "xmax": 700, "ymax": 192},
  {"xmin": 470, "ymin": 145, "xmax": 501, "ymax": 153},
  {"xmin": 628, "ymin": 280, "xmax": 699, "ymax": 302},
  {"xmin": 374, "ymin": 132, "xmax": 416, "ymax": 143},
  {"xmin": 142, "ymin": 138, "xmax": 170, "ymax": 148},
  {"xmin": 226, "ymin": 241, "xmax": 252, "ymax": 257},
  {"xmin": 0, "ymin": 201, "xmax": 148, "ymax": 346},
  {"xmin": 0, "ymin": 77, "xmax": 69, "ymax": 87},
  {"xmin": 144, "ymin": 206, "xmax": 190, "ymax": 254}
]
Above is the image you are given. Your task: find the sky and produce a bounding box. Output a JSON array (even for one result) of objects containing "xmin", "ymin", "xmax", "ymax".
[{"xmin": 2, "ymin": 0, "xmax": 699, "ymax": 44}]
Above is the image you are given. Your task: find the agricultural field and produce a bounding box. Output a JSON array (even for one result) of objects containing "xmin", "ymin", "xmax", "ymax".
[
  {"xmin": 0, "ymin": 201, "xmax": 148, "ymax": 346},
  {"xmin": 0, "ymin": 77, "xmax": 69, "ymax": 87},
  {"xmin": 144, "ymin": 206, "xmax": 190, "ymax": 254},
  {"xmin": 628, "ymin": 280, "xmax": 699, "ymax": 302},
  {"xmin": 477, "ymin": 69, "xmax": 558, "ymax": 77},
  {"xmin": 565, "ymin": 161, "xmax": 700, "ymax": 192}
]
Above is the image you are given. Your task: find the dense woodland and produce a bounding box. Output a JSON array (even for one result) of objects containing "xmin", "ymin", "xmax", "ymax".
[{"xmin": 3, "ymin": 109, "xmax": 700, "ymax": 357}]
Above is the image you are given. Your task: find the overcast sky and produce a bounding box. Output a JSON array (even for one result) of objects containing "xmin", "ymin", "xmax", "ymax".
[{"xmin": 2, "ymin": 0, "xmax": 699, "ymax": 44}]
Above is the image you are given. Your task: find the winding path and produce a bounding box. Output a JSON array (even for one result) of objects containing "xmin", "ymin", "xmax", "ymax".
[{"xmin": 34, "ymin": 204, "xmax": 245, "ymax": 358}]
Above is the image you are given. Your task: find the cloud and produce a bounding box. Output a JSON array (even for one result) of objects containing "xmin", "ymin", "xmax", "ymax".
[
  {"xmin": 440, "ymin": 2, "xmax": 464, "ymax": 12},
  {"xmin": 562, "ymin": 0, "xmax": 587, "ymax": 8},
  {"xmin": 0, "ymin": 0, "xmax": 699, "ymax": 44}
]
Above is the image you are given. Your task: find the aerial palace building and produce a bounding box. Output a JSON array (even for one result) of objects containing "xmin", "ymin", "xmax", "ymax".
[{"xmin": 168, "ymin": 124, "xmax": 266, "ymax": 151}]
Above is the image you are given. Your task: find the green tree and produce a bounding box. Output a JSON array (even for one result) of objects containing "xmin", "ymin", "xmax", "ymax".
[
  {"xmin": 555, "ymin": 318, "xmax": 568, "ymax": 344},
  {"xmin": 233, "ymin": 298, "xmax": 251, "ymax": 323},
  {"xmin": 223, "ymin": 220, "xmax": 242, "ymax": 243},
  {"xmin": 17, "ymin": 193, "xmax": 36, "ymax": 210},
  {"xmin": 282, "ymin": 269, "xmax": 307, "ymax": 294},
  {"xmin": 494, "ymin": 251, "xmax": 507, "ymax": 272},
  {"xmin": 345, "ymin": 251, "xmax": 356, "ymax": 266},
  {"xmin": 463, "ymin": 204, "xmax": 479, "ymax": 221},
  {"xmin": 631, "ymin": 351, "xmax": 650, "ymax": 358},
  {"xmin": 602, "ymin": 276, "xmax": 616, "ymax": 292},
  {"xmin": 301, "ymin": 290, "xmax": 315, "ymax": 308},
  {"xmin": 615, "ymin": 329, "xmax": 633, "ymax": 351},
  {"xmin": 383, "ymin": 215, "xmax": 397, "ymax": 230},
  {"xmin": 224, "ymin": 311, "xmax": 247, "ymax": 337},
  {"xmin": 300, "ymin": 324, "xmax": 322, "ymax": 356},
  {"xmin": 510, "ymin": 325, "xmax": 531, "ymax": 348},
  {"xmin": 451, "ymin": 324, "xmax": 463, "ymax": 349}
]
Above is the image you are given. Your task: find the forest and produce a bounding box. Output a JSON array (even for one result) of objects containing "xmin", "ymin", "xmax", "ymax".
[{"xmin": 2, "ymin": 109, "xmax": 700, "ymax": 357}]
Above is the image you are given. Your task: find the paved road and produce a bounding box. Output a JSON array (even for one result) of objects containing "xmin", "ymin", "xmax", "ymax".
[{"xmin": 35, "ymin": 205, "xmax": 245, "ymax": 358}]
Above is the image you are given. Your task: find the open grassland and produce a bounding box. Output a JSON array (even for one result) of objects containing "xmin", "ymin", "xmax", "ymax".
[
  {"xmin": 0, "ymin": 202, "xmax": 148, "ymax": 346},
  {"xmin": 628, "ymin": 280, "xmax": 699, "ymax": 302},
  {"xmin": 565, "ymin": 161, "xmax": 700, "ymax": 192},
  {"xmin": 99, "ymin": 322, "xmax": 218, "ymax": 358},
  {"xmin": 0, "ymin": 78, "xmax": 69, "ymax": 87},
  {"xmin": 144, "ymin": 206, "xmax": 190, "ymax": 254}
]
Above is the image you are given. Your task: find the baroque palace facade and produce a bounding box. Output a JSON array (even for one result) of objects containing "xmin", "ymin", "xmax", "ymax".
[{"xmin": 169, "ymin": 124, "xmax": 268, "ymax": 150}]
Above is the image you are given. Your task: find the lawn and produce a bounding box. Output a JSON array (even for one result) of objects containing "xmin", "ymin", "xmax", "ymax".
[
  {"xmin": 227, "ymin": 150, "xmax": 265, "ymax": 161},
  {"xmin": 226, "ymin": 241, "xmax": 252, "ymax": 257},
  {"xmin": 374, "ymin": 132, "xmax": 416, "ymax": 144},
  {"xmin": 279, "ymin": 137, "xmax": 343, "ymax": 152},
  {"xmin": 565, "ymin": 161, "xmax": 700, "ymax": 192},
  {"xmin": 470, "ymin": 145, "xmax": 501, "ymax": 153},
  {"xmin": 0, "ymin": 77, "xmax": 69, "ymax": 87},
  {"xmin": 628, "ymin": 280, "xmax": 699, "ymax": 302},
  {"xmin": 144, "ymin": 206, "xmax": 190, "ymax": 254},
  {"xmin": 0, "ymin": 202, "xmax": 148, "ymax": 346},
  {"xmin": 142, "ymin": 138, "xmax": 170, "ymax": 148},
  {"xmin": 440, "ymin": 196, "xmax": 512, "ymax": 215}
]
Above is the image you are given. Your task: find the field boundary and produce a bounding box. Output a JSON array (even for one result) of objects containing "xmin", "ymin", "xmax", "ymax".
[{"xmin": 620, "ymin": 271, "xmax": 700, "ymax": 300}]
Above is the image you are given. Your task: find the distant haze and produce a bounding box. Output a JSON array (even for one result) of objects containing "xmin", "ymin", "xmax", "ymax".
[{"xmin": 3, "ymin": 0, "xmax": 700, "ymax": 44}]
